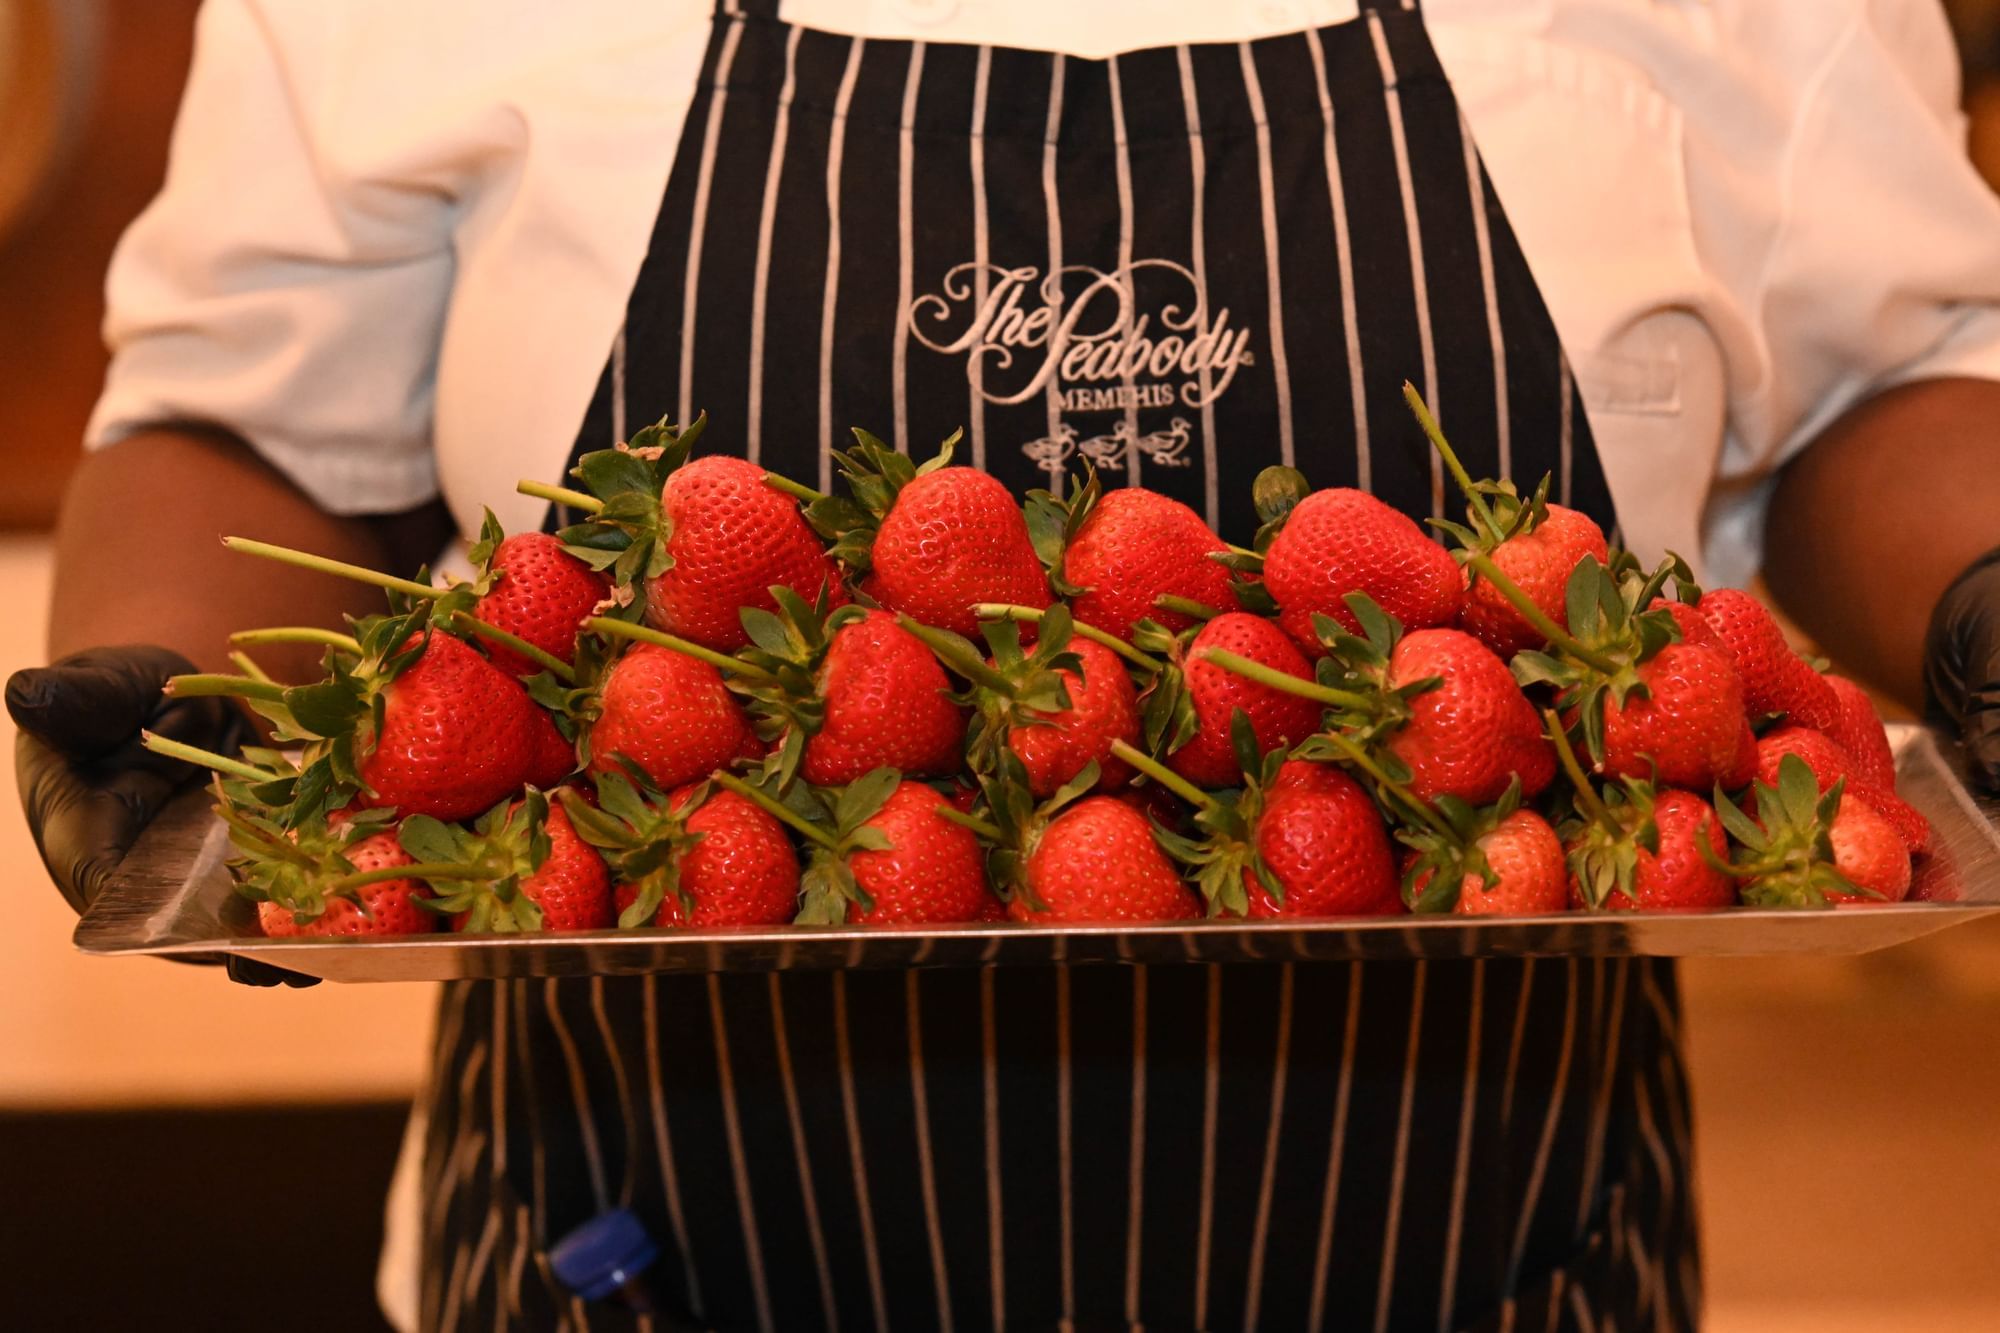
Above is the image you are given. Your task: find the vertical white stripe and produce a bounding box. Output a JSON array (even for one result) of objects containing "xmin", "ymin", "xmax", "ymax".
[
  {"xmin": 706, "ymin": 975, "xmax": 774, "ymax": 1333},
  {"xmin": 612, "ymin": 329, "xmax": 628, "ymax": 448},
  {"xmin": 1577, "ymin": 960, "xmax": 1630, "ymax": 1231},
  {"xmin": 505, "ymin": 1204, "xmax": 532, "ymax": 1328},
  {"xmin": 908, "ymin": 973, "xmax": 956, "ymax": 1332},
  {"xmin": 543, "ymin": 978, "xmax": 609, "ymax": 1211},
  {"xmin": 1108, "ymin": 55, "xmax": 1140, "ymax": 486},
  {"xmin": 834, "ymin": 974, "xmax": 892, "ymax": 1330},
  {"xmin": 1559, "ymin": 357, "xmax": 1575, "ymax": 507},
  {"xmin": 677, "ymin": 16, "xmax": 748, "ymax": 427},
  {"xmin": 589, "ymin": 977, "xmax": 641, "ymax": 1210},
  {"xmin": 1371, "ymin": 959, "xmax": 1428, "ymax": 1333},
  {"xmin": 1500, "ymin": 958, "xmax": 1536, "ymax": 1134},
  {"xmin": 1193, "ymin": 964, "xmax": 1223, "ymax": 1327},
  {"xmin": 1042, "ymin": 56, "xmax": 1068, "ymax": 439},
  {"xmin": 1633, "ymin": 1057, "xmax": 1675, "ymax": 1328},
  {"xmin": 1058, "ymin": 966, "xmax": 1076, "ymax": 1323},
  {"xmin": 1123, "ymin": 965, "xmax": 1148, "ymax": 1325},
  {"xmin": 769, "ymin": 975, "xmax": 840, "ymax": 1332},
  {"xmin": 892, "ymin": 43, "xmax": 929, "ymax": 455},
  {"xmin": 745, "ymin": 25, "xmax": 805, "ymax": 465},
  {"xmin": 459, "ymin": 988, "xmax": 512, "ymax": 1316},
  {"xmin": 1238, "ymin": 43, "xmax": 1296, "ymax": 469},
  {"xmin": 982, "ymin": 966, "xmax": 1006, "ymax": 1333},
  {"xmin": 1507, "ymin": 959, "xmax": 1581, "ymax": 1288},
  {"xmin": 1544, "ymin": 1272, "xmax": 1569, "ymax": 1333},
  {"xmin": 968, "ymin": 45, "xmax": 993, "ymax": 471},
  {"xmin": 1242, "ymin": 962, "xmax": 1296, "ymax": 1331},
  {"xmin": 1568, "ymin": 1267, "xmax": 1600, "ymax": 1333},
  {"xmin": 642, "ymin": 976, "xmax": 703, "ymax": 1317},
  {"xmin": 1436, "ymin": 960, "xmax": 1486, "ymax": 1333},
  {"xmin": 1367, "ymin": 12, "xmax": 1441, "ymax": 520},
  {"xmin": 427, "ymin": 1040, "xmax": 489, "ymax": 1333},
  {"xmin": 1306, "ymin": 964, "xmax": 1364, "ymax": 1333},
  {"xmin": 514, "ymin": 985, "xmax": 550, "ymax": 1262},
  {"xmin": 1460, "ymin": 119, "xmax": 1510, "ymax": 480},
  {"xmin": 817, "ymin": 40, "xmax": 866, "ymax": 494},
  {"xmin": 1176, "ymin": 48, "xmax": 1222, "ymax": 529},
  {"xmin": 452, "ymin": 1209, "xmax": 502, "ymax": 1333},
  {"xmin": 1305, "ymin": 29, "xmax": 1370, "ymax": 487}
]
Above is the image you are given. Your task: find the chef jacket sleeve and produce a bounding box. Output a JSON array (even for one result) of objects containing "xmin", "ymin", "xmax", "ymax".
[
  {"xmin": 1700, "ymin": 0, "xmax": 2000, "ymax": 578},
  {"xmin": 83, "ymin": 0, "xmax": 452, "ymax": 515}
]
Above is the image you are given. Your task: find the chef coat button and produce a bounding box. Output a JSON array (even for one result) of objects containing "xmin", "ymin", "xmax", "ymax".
[{"xmin": 896, "ymin": 0, "xmax": 961, "ymax": 26}]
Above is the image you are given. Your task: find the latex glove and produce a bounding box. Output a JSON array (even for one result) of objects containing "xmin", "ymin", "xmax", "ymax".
[
  {"xmin": 7, "ymin": 645, "xmax": 314, "ymax": 987},
  {"xmin": 1925, "ymin": 548, "xmax": 2000, "ymax": 793}
]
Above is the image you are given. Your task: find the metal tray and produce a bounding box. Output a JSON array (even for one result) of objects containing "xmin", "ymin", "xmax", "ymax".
[{"xmin": 74, "ymin": 724, "xmax": 2000, "ymax": 983}]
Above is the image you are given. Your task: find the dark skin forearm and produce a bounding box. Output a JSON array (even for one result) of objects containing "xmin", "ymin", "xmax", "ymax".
[
  {"xmin": 49, "ymin": 426, "xmax": 456, "ymax": 681},
  {"xmin": 1764, "ymin": 377, "xmax": 2000, "ymax": 709}
]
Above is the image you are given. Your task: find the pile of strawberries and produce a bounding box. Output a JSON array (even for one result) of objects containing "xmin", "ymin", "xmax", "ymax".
[{"xmin": 149, "ymin": 389, "xmax": 1933, "ymax": 941}]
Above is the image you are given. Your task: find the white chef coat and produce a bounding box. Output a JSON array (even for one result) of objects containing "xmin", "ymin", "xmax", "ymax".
[{"xmin": 84, "ymin": 0, "xmax": 2000, "ymax": 590}]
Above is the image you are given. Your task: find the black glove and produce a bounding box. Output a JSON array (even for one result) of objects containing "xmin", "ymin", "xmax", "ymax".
[
  {"xmin": 1925, "ymin": 548, "xmax": 2000, "ymax": 793},
  {"xmin": 7, "ymin": 645, "xmax": 313, "ymax": 988}
]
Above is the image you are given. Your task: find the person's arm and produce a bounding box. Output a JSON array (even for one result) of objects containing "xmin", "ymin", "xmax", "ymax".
[
  {"xmin": 1762, "ymin": 376, "xmax": 2000, "ymax": 708},
  {"xmin": 50, "ymin": 426, "xmax": 455, "ymax": 681}
]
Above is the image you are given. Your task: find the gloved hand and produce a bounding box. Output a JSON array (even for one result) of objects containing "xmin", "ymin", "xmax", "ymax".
[
  {"xmin": 1925, "ymin": 547, "xmax": 2000, "ymax": 793},
  {"xmin": 7, "ymin": 644, "xmax": 314, "ymax": 987}
]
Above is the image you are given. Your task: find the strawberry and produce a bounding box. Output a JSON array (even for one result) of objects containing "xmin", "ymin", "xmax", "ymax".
[
  {"xmin": 545, "ymin": 416, "xmax": 840, "ymax": 652},
  {"xmin": 1399, "ymin": 802, "xmax": 1569, "ymax": 916},
  {"xmin": 525, "ymin": 705, "xmax": 578, "ymax": 790},
  {"xmin": 1255, "ymin": 473, "xmax": 1466, "ymax": 656},
  {"xmin": 1018, "ymin": 795, "xmax": 1201, "ymax": 922},
  {"xmin": 563, "ymin": 773, "xmax": 801, "ymax": 928},
  {"xmin": 217, "ymin": 803, "xmax": 438, "ymax": 939},
  {"xmin": 1547, "ymin": 717, "xmax": 1734, "ymax": 911},
  {"xmin": 536, "ymin": 639, "xmax": 756, "ymax": 793},
  {"xmin": 1404, "ymin": 384, "xmax": 1609, "ymax": 660},
  {"xmin": 1650, "ymin": 598, "xmax": 1722, "ymax": 653},
  {"xmin": 170, "ymin": 613, "xmax": 543, "ymax": 823},
  {"xmin": 728, "ymin": 591, "xmax": 966, "ymax": 788},
  {"xmin": 786, "ymin": 771, "xmax": 992, "ymax": 925},
  {"xmin": 1596, "ymin": 641, "xmax": 1757, "ymax": 791},
  {"xmin": 1824, "ymin": 674, "xmax": 1899, "ymax": 793},
  {"xmin": 1695, "ymin": 588, "xmax": 1841, "ymax": 731},
  {"xmin": 1713, "ymin": 753, "xmax": 1911, "ymax": 906},
  {"xmin": 803, "ymin": 430, "xmax": 1049, "ymax": 638},
  {"xmin": 1027, "ymin": 473, "xmax": 1236, "ymax": 641},
  {"xmin": 1141, "ymin": 612, "xmax": 1323, "ymax": 791},
  {"xmin": 1752, "ymin": 724, "xmax": 1931, "ymax": 856},
  {"xmin": 1134, "ymin": 722, "xmax": 1398, "ymax": 918},
  {"xmin": 465, "ymin": 512, "xmax": 610, "ymax": 676},
  {"xmin": 397, "ymin": 791, "xmax": 613, "ymax": 932},
  {"xmin": 906, "ymin": 606, "xmax": 1138, "ymax": 798}
]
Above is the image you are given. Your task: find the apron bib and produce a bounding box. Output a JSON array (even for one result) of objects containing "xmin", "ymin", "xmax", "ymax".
[{"xmin": 421, "ymin": 3, "xmax": 1694, "ymax": 1329}]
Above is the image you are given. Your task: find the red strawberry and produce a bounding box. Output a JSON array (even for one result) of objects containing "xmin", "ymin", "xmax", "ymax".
[
  {"xmin": 1650, "ymin": 598, "xmax": 1722, "ymax": 653},
  {"xmin": 1260, "ymin": 486, "xmax": 1465, "ymax": 656},
  {"xmin": 810, "ymin": 431, "xmax": 1050, "ymax": 638},
  {"xmin": 1564, "ymin": 786, "xmax": 1734, "ymax": 912},
  {"xmin": 1722, "ymin": 753, "xmax": 1911, "ymax": 907},
  {"xmin": 1822, "ymin": 795, "xmax": 1914, "ymax": 905},
  {"xmin": 1004, "ymin": 638, "xmax": 1140, "ymax": 797},
  {"xmin": 1248, "ymin": 762, "xmax": 1402, "ymax": 917},
  {"xmin": 1384, "ymin": 629, "xmax": 1556, "ymax": 804},
  {"xmin": 1824, "ymin": 675, "xmax": 1899, "ymax": 793},
  {"xmin": 583, "ymin": 642, "xmax": 756, "ymax": 791},
  {"xmin": 823, "ymin": 779, "xmax": 991, "ymax": 924},
  {"xmin": 240, "ymin": 817, "xmax": 438, "ymax": 939},
  {"xmin": 1696, "ymin": 589, "xmax": 1840, "ymax": 731},
  {"xmin": 399, "ymin": 792, "xmax": 615, "ymax": 933},
  {"xmin": 468, "ymin": 516, "xmax": 609, "ymax": 676},
  {"xmin": 1015, "ymin": 795, "xmax": 1201, "ymax": 922},
  {"xmin": 1597, "ymin": 641, "xmax": 1756, "ymax": 791},
  {"xmin": 525, "ymin": 706, "xmax": 577, "ymax": 790},
  {"xmin": 1752, "ymin": 725, "xmax": 1931, "ymax": 856},
  {"xmin": 1165, "ymin": 613, "xmax": 1323, "ymax": 790},
  {"xmin": 569, "ymin": 777, "xmax": 800, "ymax": 928},
  {"xmin": 1035, "ymin": 479, "xmax": 1236, "ymax": 641},
  {"xmin": 1405, "ymin": 808, "xmax": 1568, "ymax": 916}
]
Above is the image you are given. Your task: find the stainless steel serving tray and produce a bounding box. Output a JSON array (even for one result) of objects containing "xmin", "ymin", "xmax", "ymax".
[{"xmin": 74, "ymin": 725, "xmax": 2000, "ymax": 983}]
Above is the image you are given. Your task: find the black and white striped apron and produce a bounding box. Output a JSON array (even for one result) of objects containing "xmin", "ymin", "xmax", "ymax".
[{"xmin": 419, "ymin": 2, "xmax": 1696, "ymax": 1328}]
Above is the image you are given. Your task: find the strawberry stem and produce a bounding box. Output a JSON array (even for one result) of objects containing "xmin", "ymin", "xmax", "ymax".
[
  {"xmin": 228, "ymin": 651, "xmax": 273, "ymax": 683},
  {"xmin": 1318, "ymin": 731, "xmax": 1456, "ymax": 840},
  {"xmin": 1226, "ymin": 542, "xmax": 1261, "ymax": 560},
  {"xmin": 222, "ymin": 536, "xmax": 443, "ymax": 601},
  {"xmin": 1462, "ymin": 553, "xmax": 1622, "ymax": 673},
  {"xmin": 448, "ymin": 612, "xmax": 578, "ymax": 684},
  {"xmin": 164, "ymin": 673, "xmax": 289, "ymax": 704},
  {"xmin": 139, "ymin": 731, "xmax": 283, "ymax": 784},
  {"xmin": 1543, "ymin": 709, "xmax": 1614, "ymax": 832},
  {"xmin": 517, "ymin": 480, "xmax": 603, "ymax": 513},
  {"xmin": 1107, "ymin": 739, "xmax": 1217, "ymax": 812},
  {"xmin": 762, "ymin": 473, "xmax": 826, "ymax": 504},
  {"xmin": 230, "ymin": 626, "xmax": 364, "ymax": 654},
  {"xmin": 584, "ymin": 617, "xmax": 779, "ymax": 684},
  {"xmin": 1403, "ymin": 381, "xmax": 1501, "ymax": 541},
  {"xmin": 934, "ymin": 804, "xmax": 1003, "ymax": 841},
  {"xmin": 1197, "ymin": 648, "xmax": 1372, "ymax": 712},
  {"xmin": 709, "ymin": 770, "xmax": 840, "ymax": 850},
  {"xmin": 1154, "ymin": 594, "xmax": 1220, "ymax": 622},
  {"xmin": 972, "ymin": 603, "xmax": 1161, "ymax": 671},
  {"xmin": 332, "ymin": 862, "xmax": 491, "ymax": 893}
]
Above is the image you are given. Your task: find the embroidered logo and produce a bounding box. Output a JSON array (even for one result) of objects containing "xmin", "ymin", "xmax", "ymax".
[{"xmin": 909, "ymin": 260, "xmax": 1252, "ymax": 475}]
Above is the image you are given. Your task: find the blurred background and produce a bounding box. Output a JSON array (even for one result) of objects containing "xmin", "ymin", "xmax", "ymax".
[{"xmin": 4, "ymin": 2, "xmax": 2000, "ymax": 1329}]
